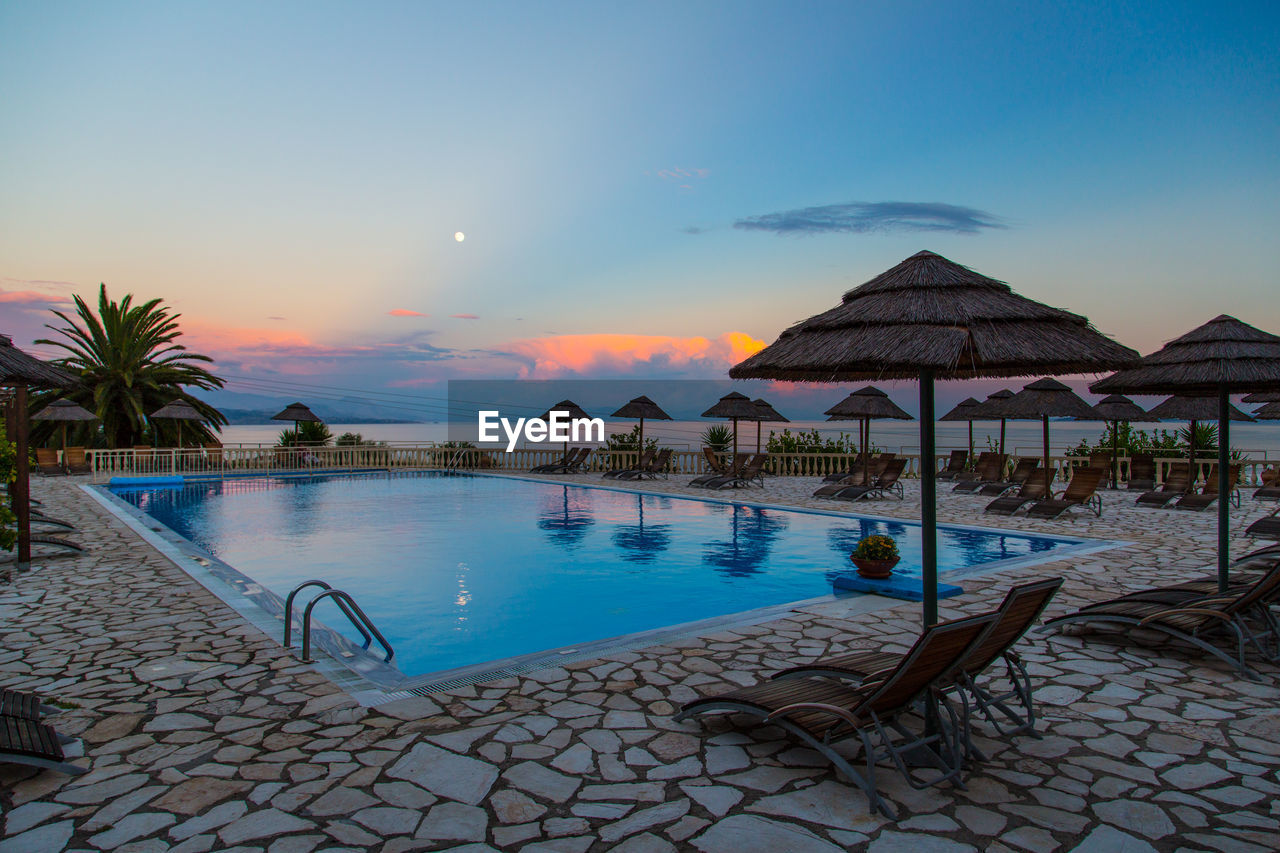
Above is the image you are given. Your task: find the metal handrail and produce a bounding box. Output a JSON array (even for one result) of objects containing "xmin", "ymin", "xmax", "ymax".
[
  {"xmin": 300, "ymin": 588, "xmax": 394, "ymax": 664},
  {"xmin": 284, "ymin": 580, "xmax": 371, "ymax": 650}
]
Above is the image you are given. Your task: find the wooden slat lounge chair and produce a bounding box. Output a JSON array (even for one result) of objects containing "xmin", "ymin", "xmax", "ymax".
[
  {"xmin": 983, "ymin": 476, "xmax": 1052, "ymax": 516},
  {"xmin": 1125, "ymin": 453, "xmax": 1156, "ymax": 490},
  {"xmin": 975, "ymin": 457, "xmax": 1040, "ymax": 497},
  {"xmin": 64, "ymin": 446, "xmax": 91, "ymax": 475},
  {"xmin": 775, "ymin": 579, "xmax": 1064, "ymax": 741},
  {"xmin": 828, "ymin": 457, "xmax": 907, "ymax": 502},
  {"xmin": 1245, "ymin": 506, "xmax": 1280, "ymax": 540},
  {"xmin": 534, "ymin": 447, "xmax": 591, "ymax": 474},
  {"xmin": 952, "ymin": 451, "xmax": 1000, "ymax": 484},
  {"xmin": 1252, "ymin": 467, "xmax": 1279, "ymax": 501},
  {"xmin": 935, "ymin": 450, "xmax": 970, "ymax": 482},
  {"xmin": 705, "ymin": 453, "xmax": 768, "ymax": 489},
  {"xmin": 0, "ymin": 688, "xmax": 59, "ymax": 720},
  {"xmin": 951, "ymin": 453, "xmax": 1008, "ymax": 494},
  {"xmin": 35, "ymin": 448, "xmax": 64, "ymax": 476},
  {"xmin": 530, "ymin": 448, "xmax": 578, "ymax": 473},
  {"xmin": 0, "ymin": 715, "xmax": 86, "ymax": 775},
  {"xmin": 675, "ymin": 612, "xmax": 998, "ymax": 819},
  {"xmin": 822, "ymin": 451, "xmax": 870, "ymax": 483},
  {"xmin": 1023, "ymin": 466, "xmax": 1105, "ymax": 519},
  {"xmin": 813, "ymin": 453, "xmax": 895, "ymax": 495},
  {"xmin": 617, "ymin": 448, "xmax": 673, "ymax": 480},
  {"xmin": 603, "ymin": 449, "xmax": 655, "ymax": 479},
  {"xmin": 692, "ymin": 452, "xmax": 748, "ymax": 488},
  {"xmin": 1175, "ymin": 464, "xmax": 1241, "ymax": 512},
  {"xmin": 1134, "ymin": 462, "xmax": 1191, "ymax": 507},
  {"xmin": 1040, "ymin": 565, "xmax": 1280, "ymax": 680}
]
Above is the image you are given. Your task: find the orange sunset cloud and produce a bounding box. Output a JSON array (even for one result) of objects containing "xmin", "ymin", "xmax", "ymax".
[
  {"xmin": 503, "ymin": 331, "xmax": 765, "ymax": 379},
  {"xmin": 389, "ymin": 309, "xmax": 428, "ymax": 317}
]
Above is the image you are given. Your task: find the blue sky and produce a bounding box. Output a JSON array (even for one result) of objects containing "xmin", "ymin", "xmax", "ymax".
[{"xmin": 2, "ymin": 1, "xmax": 1278, "ymax": 417}]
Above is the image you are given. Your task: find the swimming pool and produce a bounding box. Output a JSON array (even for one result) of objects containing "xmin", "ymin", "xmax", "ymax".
[{"xmin": 108, "ymin": 471, "xmax": 1101, "ymax": 685}]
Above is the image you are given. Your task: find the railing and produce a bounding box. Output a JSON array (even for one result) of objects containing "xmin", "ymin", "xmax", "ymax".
[
  {"xmin": 87, "ymin": 445, "xmax": 1278, "ymax": 487},
  {"xmin": 284, "ymin": 580, "xmax": 394, "ymax": 664}
]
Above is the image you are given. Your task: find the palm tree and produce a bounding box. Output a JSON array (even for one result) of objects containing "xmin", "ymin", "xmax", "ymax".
[{"xmin": 34, "ymin": 284, "xmax": 227, "ymax": 448}]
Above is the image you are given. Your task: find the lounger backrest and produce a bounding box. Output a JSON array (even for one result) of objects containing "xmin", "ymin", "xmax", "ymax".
[
  {"xmin": 943, "ymin": 450, "xmax": 967, "ymax": 472},
  {"xmin": 648, "ymin": 448, "xmax": 673, "ymax": 471},
  {"xmin": 961, "ymin": 578, "xmax": 1064, "ymax": 677},
  {"xmin": 1007, "ymin": 458, "xmax": 1039, "ymax": 484},
  {"xmin": 702, "ymin": 447, "xmax": 724, "ymax": 474},
  {"xmin": 1129, "ymin": 454, "xmax": 1155, "ymax": 479},
  {"xmin": 978, "ymin": 453, "xmax": 1007, "ymax": 481},
  {"xmin": 856, "ymin": 613, "xmax": 998, "ymax": 719},
  {"xmin": 1223, "ymin": 562, "xmax": 1280, "ymax": 615},
  {"xmin": 740, "ymin": 454, "xmax": 768, "ymax": 476},
  {"xmin": 1019, "ymin": 477, "xmax": 1050, "ymax": 499},
  {"xmin": 1200, "ymin": 465, "xmax": 1220, "ymax": 494},
  {"xmin": 36, "ymin": 448, "xmax": 58, "ymax": 465},
  {"xmin": 1162, "ymin": 463, "xmax": 1190, "ymax": 492},
  {"xmin": 728, "ymin": 453, "xmax": 749, "ymax": 475},
  {"xmin": 1062, "ymin": 466, "xmax": 1104, "ymax": 502},
  {"xmin": 972, "ymin": 451, "xmax": 997, "ymax": 472},
  {"xmin": 874, "ymin": 457, "xmax": 907, "ymax": 487}
]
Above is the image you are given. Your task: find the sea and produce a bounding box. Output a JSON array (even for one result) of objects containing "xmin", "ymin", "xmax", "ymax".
[{"xmin": 221, "ymin": 420, "xmax": 1280, "ymax": 460}]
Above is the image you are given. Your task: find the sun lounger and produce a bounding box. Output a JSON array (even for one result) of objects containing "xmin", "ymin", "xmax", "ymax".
[
  {"xmin": 530, "ymin": 448, "xmax": 578, "ymax": 473},
  {"xmin": 1134, "ymin": 462, "xmax": 1191, "ymax": 507},
  {"xmin": 1175, "ymin": 464, "xmax": 1240, "ymax": 512},
  {"xmin": 951, "ymin": 453, "xmax": 1008, "ymax": 493},
  {"xmin": 616, "ymin": 448, "xmax": 673, "ymax": 480},
  {"xmin": 1023, "ymin": 466, "xmax": 1105, "ymax": 519},
  {"xmin": 691, "ymin": 449, "xmax": 737, "ymax": 487},
  {"xmin": 775, "ymin": 579, "xmax": 1063, "ymax": 739},
  {"xmin": 1245, "ymin": 506, "xmax": 1280, "ymax": 540},
  {"xmin": 64, "ymin": 446, "xmax": 91, "ymax": 475},
  {"xmin": 935, "ymin": 450, "xmax": 970, "ymax": 481},
  {"xmin": 0, "ymin": 715, "xmax": 87, "ymax": 775},
  {"xmin": 827, "ymin": 457, "xmax": 907, "ymax": 501},
  {"xmin": 812, "ymin": 454, "xmax": 890, "ymax": 495},
  {"xmin": 1040, "ymin": 564, "xmax": 1280, "ymax": 679},
  {"xmin": 983, "ymin": 476, "xmax": 1051, "ymax": 516},
  {"xmin": 1125, "ymin": 453, "xmax": 1156, "ymax": 490},
  {"xmin": 822, "ymin": 452, "xmax": 870, "ymax": 483},
  {"xmin": 603, "ymin": 449, "xmax": 655, "ymax": 479},
  {"xmin": 35, "ymin": 448, "xmax": 64, "ymax": 476},
  {"xmin": 533, "ymin": 447, "xmax": 591, "ymax": 474},
  {"xmin": 675, "ymin": 612, "xmax": 998, "ymax": 818},
  {"xmin": 974, "ymin": 458, "xmax": 1040, "ymax": 497},
  {"xmin": 0, "ymin": 689, "xmax": 60, "ymax": 720},
  {"xmin": 704, "ymin": 453, "xmax": 768, "ymax": 489}
]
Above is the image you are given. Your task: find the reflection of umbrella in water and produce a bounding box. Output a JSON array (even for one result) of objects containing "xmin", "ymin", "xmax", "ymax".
[
  {"xmin": 611, "ymin": 494, "xmax": 671, "ymax": 563},
  {"xmin": 731, "ymin": 250, "xmax": 1138, "ymax": 625},
  {"xmin": 702, "ymin": 504, "xmax": 789, "ymax": 576},
  {"xmin": 1094, "ymin": 314, "xmax": 1280, "ymax": 591},
  {"xmin": 825, "ymin": 387, "xmax": 912, "ymax": 484},
  {"xmin": 32, "ymin": 397, "xmax": 97, "ymax": 464},
  {"xmin": 537, "ymin": 485, "xmax": 595, "ymax": 548}
]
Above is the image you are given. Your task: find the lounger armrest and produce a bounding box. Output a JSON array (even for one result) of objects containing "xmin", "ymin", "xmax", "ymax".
[
  {"xmin": 764, "ymin": 701, "xmax": 862, "ymax": 729},
  {"xmin": 1137, "ymin": 607, "xmax": 1232, "ymax": 627}
]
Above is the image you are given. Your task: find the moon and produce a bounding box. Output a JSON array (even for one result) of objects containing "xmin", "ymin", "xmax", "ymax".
[{"xmin": 454, "ymin": 232, "xmax": 465, "ymax": 242}]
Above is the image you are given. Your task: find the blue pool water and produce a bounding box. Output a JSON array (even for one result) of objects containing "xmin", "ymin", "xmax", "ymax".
[{"xmin": 112, "ymin": 472, "xmax": 1086, "ymax": 679}]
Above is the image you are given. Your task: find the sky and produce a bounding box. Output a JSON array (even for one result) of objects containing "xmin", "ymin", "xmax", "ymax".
[{"xmin": 2, "ymin": 1, "xmax": 1278, "ymax": 420}]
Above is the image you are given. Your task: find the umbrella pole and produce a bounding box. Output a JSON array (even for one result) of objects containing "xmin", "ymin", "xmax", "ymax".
[
  {"xmin": 1217, "ymin": 389, "xmax": 1229, "ymax": 593},
  {"xmin": 967, "ymin": 420, "xmax": 973, "ymax": 466},
  {"xmin": 732, "ymin": 419, "xmax": 738, "ymax": 456},
  {"xmin": 1111, "ymin": 420, "xmax": 1119, "ymax": 490},
  {"xmin": 756, "ymin": 420, "xmax": 762, "ymax": 455},
  {"xmin": 1042, "ymin": 415, "xmax": 1052, "ymax": 493},
  {"xmin": 638, "ymin": 418, "xmax": 645, "ymax": 468},
  {"xmin": 1188, "ymin": 420, "xmax": 1197, "ymax": 486},
  {"xmin": 919, "ymin": 370, "xmax": 937, "ymax": 627},
  {"xmin": 999, "ymin": 419, "xmax": 1006, "ymax": 456},
  {"xmin": 14, "ymin": 386, "xmax": 30, "ymax": 566},
  {"xmin": 862, "ymin": 417, "xmax": 870, "ymax": 485},
  {"xmin": 60, "ymin": 422, "xmax": 67, "ymax": 468}
]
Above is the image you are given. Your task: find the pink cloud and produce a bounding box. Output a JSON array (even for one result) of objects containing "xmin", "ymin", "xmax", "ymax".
[
  {"xmin": 389, "ymin": 309, "xmax": 428, "ymax": 317},
  {"xmin": 501, "ymin": 331, "xmax": 765, "ymax": 379},
  {"xmin": 451, "ymin": 313, "xmax": 480, "ymax": 320},
  {"xmin": 0, "ymin": 289, "xmax": 73, "ymax": 305}
]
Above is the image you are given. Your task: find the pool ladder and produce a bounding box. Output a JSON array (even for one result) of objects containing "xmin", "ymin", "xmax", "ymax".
[{"xmin": 284, "ymin": 580, "xmax": 394, "ymax": 664}]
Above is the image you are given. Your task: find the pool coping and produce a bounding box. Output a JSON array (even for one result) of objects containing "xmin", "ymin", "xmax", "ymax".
[{"xmin": 85, "ymin": 471, "xmax": 1127, "ymax": 705}]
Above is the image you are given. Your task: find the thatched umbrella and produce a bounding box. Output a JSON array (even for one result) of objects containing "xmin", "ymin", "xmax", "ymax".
[
  {"xmin": 1, "ymin": 333, "xmax": 78, "ymax": 565},
  {"xmin": 611, "ymin": 395, "xmax": 671, "ymax": 456},
  {"xmin": 1094, "ymin": 314, "xmax": 1280, "ymax": 590},
  {"xmin": 1086, "ymin": 394, "xmax": 1147, "ymax": 489},
  {"xmin": 538, "ymin": 400, "xmax": 591, "ymax": 451},
  {"xmin": 731, "ymin": 250, "xmax": 1138, "ymax": 624},
  {"xmin": 980, "ymin": 389, "xmax": 1016, "ymax": 455},
  {"xmin": 989, "ymin": 379, "xmax": 1096, "ymax": 492},
  {"xmin": 940, "ymin": 397, "xmax": 982, "ymax": 465},
  {"xmin": 1242, "ymin": 391, "xmax": 1280, "ymax": 403},
  {"xmin": 824, "ymin": 387, "xmax": 912, "ymax": 485},
  {"xmin": 1146, "ymin": 395, "xmax": 1253, "ymax": 481},
  {"xmin": 271, "ymin": 402, "xmax": 323, "ymax": 440},
  {"xmin": 749, "ymin": 398, "xmax": 788, "ymax": 454},
  {"xmin": 150, "ymin": 399, "xmax": 205, "ymax": 448},
  {"xmin": 33, "ymin": 398, "xmax": 97, "ymax": 464},
  {"xmin": 701, "ymin": 392, "xmax": 760, "ymax": 455},
  {"xmin": 1252, "ymin": 400, "xmax": 1280, "ymax": 419}
]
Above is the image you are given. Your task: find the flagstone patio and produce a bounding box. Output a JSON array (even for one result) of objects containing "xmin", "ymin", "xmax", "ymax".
[{"xmin": 2, "ymin": 472, "xmax": 1279, "ymax": 852}]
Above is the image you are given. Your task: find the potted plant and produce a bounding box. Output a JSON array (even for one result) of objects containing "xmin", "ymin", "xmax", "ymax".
[{"xmin": 850, "ymin": 534, "xmax": 900, "ymax": 579}]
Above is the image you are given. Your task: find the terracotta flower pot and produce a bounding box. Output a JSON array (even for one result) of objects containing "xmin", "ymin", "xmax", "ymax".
[{"xmin": 850, "ymin": 556, "xmax": 899, "ymax": 579}]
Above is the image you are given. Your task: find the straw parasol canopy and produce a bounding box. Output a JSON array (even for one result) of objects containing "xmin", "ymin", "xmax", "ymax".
[
  {"xmin": 749, "ymin": 398, "xmax": 788, "ymax": 454},
  {"xmin": 940, "ymin": 397, "xmax": 982, "ymax": 464},
  {"xmin": 33, "ymin": 398, "xmax": 97, "ymax": 463},
  {"xmin": 611, "ymin": 395, "xmax": 671, "ymax": 455},
  {"xmin": 702, "ymin": 391, "xmax": 761, "ymax": 455},
  {"xmin": 1242, "ymin": 391, "xmax": 1280, "ymax": 403},
  {"xmin": 538, "ymin": 400, "xmax": 592, "ymax": 450},
  {"xmin": 271, "ymin": 402, "xmax": 323, "ymax": 424},
  {"xmin": 1251, "ymin": 400, "xmax": 1280, "ymax": 419},
  {"xmin": 991, "ymin": 378, "xmax": 1096, "ymax": 491},
  {"xmin": 1093, "ymin": 315, "xmax": 1280, "ymax": 591},
  {"xmin": 732, "ymin": 250, "xmax": 1139, "ymax": 625},
  {"xmin": 825, "ymin": 387, "xmax": 912, "ymax": 483},
  {"xmin": 150, "ymin": 399, "xmax": 205, "ymax": 448},
  {"xmin": 974, "ymin": 388, "xmax": 1016, "ymax": 454},
  {"xmin": 1, "ymin": 333, "xmax": 78, "ymax": 566},
  {"xmin": 1085, "ymin": 394, "xmax": 1148, "ymax": 489}
]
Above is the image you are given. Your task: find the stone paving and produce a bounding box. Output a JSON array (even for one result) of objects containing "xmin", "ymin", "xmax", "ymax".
[{"xmin": 1, "ymin": 470, "xmax": 1279, "ymax": 852}]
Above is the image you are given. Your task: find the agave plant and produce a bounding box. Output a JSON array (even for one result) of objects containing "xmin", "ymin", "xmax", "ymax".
[
  {"xmin": 34, "ymin": 284, "xmax": 226, "ymax": 448},
  {"xmin": 701, "ymin": 425, "xmax": 733, "ymax": 452}
]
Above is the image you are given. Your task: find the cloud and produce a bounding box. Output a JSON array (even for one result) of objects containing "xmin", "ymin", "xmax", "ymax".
[
  {"xmin": 389, "ymin": 308, "xmax": 429, "ymax": 317},
  {"xmin": 682, "ymin": 226, "xmax": 708, "ymax": 235},
  {"xmin": 451, "ymin": 313, "xmax": 480, "ymax": 320},
  {"xmin": 0, "ymin": 289, "xmax": 73, "ymax": 305},
  {"xmin": 734, "ymin": 201, "xmax": 1006, "ymax": 235},
  {"xmin": 2, "ymin": 277, "xmax": 78, "ymax": 290},
  {"xmin": 500, "ymin": 331, "xmax": 766, "ymax": 379},
  {"xmin": 267, "ymin": 316, "xmax": 286, "ymax": 321}
]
